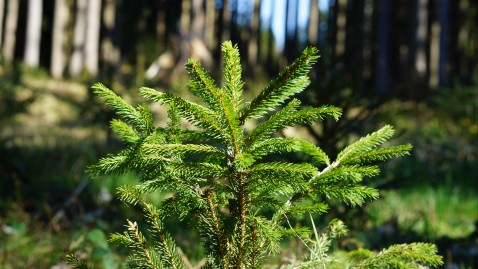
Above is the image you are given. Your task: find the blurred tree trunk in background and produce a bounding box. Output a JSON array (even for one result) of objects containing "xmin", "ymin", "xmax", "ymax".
[
  {"xmin": 85, "ymin": 0, "xmax": 102, "ymax": 75},
  {"xmin": 101, "ymin": 0, "xmax": 120, "ymax": 78},
  {"xmin": 266, "ymin": 3, "xmax": 275, "ymax": 74},
  {"xmin": 346, "ymin": 0, "xmax": 365, "ymax": 92},
  {"xmin": 155, "ymin": 0, "xmax": 166, "ymax": 47},
  {"xmin": 247, "ymin": 0, "xmax": 260, "ymax": 73},
  {"xmin": 438, "ymin": 0, "xmax": 450, "ymax": 87},
  {"xmin": 413, "ymin": 0, "xmax": 429, "ymax": 83},
  {"xmin": 334, "ymin": 0, "xmax": 347, "ymax": 64},
  {"xmin": 204, "ymin": 0, "xmax": 216, "ymax": 50},
  {"xmin": 24, "ymin": 0, "xmax": 43, "ymax": 67},
  {"xmin": 69, "ymin": 0, "xmax": 87, "ymax": 77},
  {"xmin": 220, "ymin": 0, "xmax": 231, "ymax": 42},
  {"xmin": 456, "ymin": 0, "xmax": 473, "ymax": 83},
  {"xmin": 229, "ymin": 0, "xmax": 238, "ymax": 45},
  {"xmin": 429, "ymin": 0, "xmax": 440, "ymax": 89},
  {"xmin": 191, "ymin": 0, "xmax": 205, "ymax": 39},
  {"xmin": 375, "ymin": 0, "xmax": 391, "ymax": 94},
  {"xmin": 51, "ymin": 0, "xmax": 69, "ymax": 78},
  {"xmin": 0, "ymin": 0, "xmax": 5, "ymax": 50},
  {"xmin": 362, "ymin": 0, "xmax": 374, "ymax": 84},
  {"xmin": 2, "ymin": 0, "xmax": 19, "ymax": 61},
  {"xmin": 308, "ymin": 0, "xmax": 319, "ymax": 46},
  {"xmin": 284, "ymin": 0, "xmax": 299, "ymax": 63}
]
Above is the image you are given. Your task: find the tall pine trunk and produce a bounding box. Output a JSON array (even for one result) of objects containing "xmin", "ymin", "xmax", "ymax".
[
  {"xmin": 101, "ymin": 0, "xmax": 120, "ymax": 78},
  {"xmin": 50, "ymin": 0, "xmax": 69, "ymax": 78},
  {"xmin": 2, "ymin": 0, "xmax": 19, "ymax": 61},
  {"xmin": 0, "ymin": 0, "xmax": 5, "ymax": 49},
  {"xmin": 69, "ymin": 0, "xmax": 87, "ymax": 77},
  {"xmin": 85, "ymin": 0, "xmax": 102, "ymax": 75},
  {"xmin": 24, "ymin": 0, "xmax": 43, "ymax": 67}
]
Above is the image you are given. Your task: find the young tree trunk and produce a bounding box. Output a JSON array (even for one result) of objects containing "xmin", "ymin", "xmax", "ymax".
[
  {"xmin": 84, "ymin": 0, "xmax": 102, "ymax": 75},
  {"xmin": 24, "ymin": 0, "xmax": 43, "ymax": 67},
  {"xmin": 69, "ymin": 0, "xmax": 87, "ymax": 77},
  {"xmin": 51, "ymin": 0, "xmax": 69, "ymax": 78},
  {"xmin": 2, "ymin": 0, "xmax": 20, "ymax": 61}
]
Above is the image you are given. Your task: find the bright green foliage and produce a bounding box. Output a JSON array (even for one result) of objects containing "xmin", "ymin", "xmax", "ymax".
[{"xmin": 69, "ymin": 41, "xmax": 442, "ymax": 268}]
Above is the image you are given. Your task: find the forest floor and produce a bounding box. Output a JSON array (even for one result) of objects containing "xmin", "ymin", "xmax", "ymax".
[{"xmin": 1, "ymin": 71, "xmax": 477, "ymax": 268}]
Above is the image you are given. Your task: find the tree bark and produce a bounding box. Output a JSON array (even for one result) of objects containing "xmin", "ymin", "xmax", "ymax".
[
  {"xmin": 69, "ymin": 0, "xmax": 87, "ymax": 77},
  {"xmin": 51, "ymin": 0, "xmax": 69, "ymax": 78},
  {"xmin": 85, "ymin": 0, "xmax": 102, "ymax": 75},
  {"xmin": 2, "ymin": 0, "xmax": 20, "ymax": 61},
  {"xmin": 24, "ymin": 0, "xmax": 43, "ymax": 67}
]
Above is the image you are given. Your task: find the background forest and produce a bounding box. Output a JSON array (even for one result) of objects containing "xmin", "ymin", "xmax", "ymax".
[{"xmin": 0, "ymin": 0, "xmax": 477, "ymax": 268}]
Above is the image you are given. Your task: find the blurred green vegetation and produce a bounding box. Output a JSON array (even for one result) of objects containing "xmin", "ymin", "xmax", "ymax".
[{"xmin": 1, "ymin": 57, "xmax": 477, "ymax": 268}]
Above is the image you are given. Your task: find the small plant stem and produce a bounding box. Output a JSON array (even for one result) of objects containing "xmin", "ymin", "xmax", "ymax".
[{"xmin": 235, "ymin": 178, "xmax": 247, "ymax": 269}]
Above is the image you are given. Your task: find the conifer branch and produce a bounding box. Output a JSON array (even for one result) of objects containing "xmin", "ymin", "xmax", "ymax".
[
  {"xmin": 222, "ymin": 41, "xmax": 244, "ymax": 114},
  {"xmin": 185, "ymin": 59, "xmax": 222, "ymax": 111},
  {"xmin": 240, "ymin": 47, "xmax": 319, "ymax": 121},
  {"xmin": 65, "ymin": 254, "xmax": 91, "ymax": 269},
  {"xmin": 92, "ymin": 83, "xmax": 148, "ymax": 132}
]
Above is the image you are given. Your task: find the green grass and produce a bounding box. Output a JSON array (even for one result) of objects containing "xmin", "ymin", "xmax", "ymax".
[{"xmin": 365, "ymin": 185, "xmax": 478, "ymax": 240}]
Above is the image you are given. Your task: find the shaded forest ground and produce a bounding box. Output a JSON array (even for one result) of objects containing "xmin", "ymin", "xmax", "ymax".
[{"xmin": 0, "ymin": 61, "xmax": 477, "ymax": 268}]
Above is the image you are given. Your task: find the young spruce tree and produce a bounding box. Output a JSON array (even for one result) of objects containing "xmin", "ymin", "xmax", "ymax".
[{"xmin": 67, "ymin": 41, "xmax": 442, "ymax": 268}]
